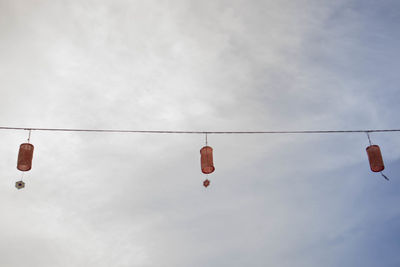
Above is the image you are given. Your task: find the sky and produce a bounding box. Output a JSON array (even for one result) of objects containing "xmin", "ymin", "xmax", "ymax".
[{"xmin": 0, "ymin": 0, "xmax": 400, "ymax": 266}]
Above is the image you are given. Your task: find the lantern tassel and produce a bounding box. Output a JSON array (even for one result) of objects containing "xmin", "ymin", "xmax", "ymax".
[{"xmin": 380, "ymin": 172, "xmax": 389, "ymax": 181}]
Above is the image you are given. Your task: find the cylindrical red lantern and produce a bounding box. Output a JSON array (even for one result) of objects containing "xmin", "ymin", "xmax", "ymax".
[
  {"xmin": 17, "ymin": 143, "xmax": 34, "ymax": 171},
  {"xmin": 366, "ymin": 145, "xmax": 384, "ymax": 172},
  {"xmin": 200, "ymin": 146, "xmax": 215, "ymax": 174}
]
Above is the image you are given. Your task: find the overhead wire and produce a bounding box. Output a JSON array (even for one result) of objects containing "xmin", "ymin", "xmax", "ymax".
[
  {"xmin": 0, "ymin": 126, "xmax": 400, "ymax": 135},
  {"xmin": 8, "ymin": 125, "xmax": 395, "ymax": 188}
]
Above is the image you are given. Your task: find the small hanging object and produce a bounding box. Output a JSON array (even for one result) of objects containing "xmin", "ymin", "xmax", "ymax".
[
  {"xmin": 200, "ymin": 146, "xmax": 215, "ymax": 174},
  {"xmin": 365, "ymin": 132, "xmax": 389, "ymax": 181},
  {"xmin": 15, "ymin": 130, "xmax": 33, "ymax": 190},
  {"xmin": 15, "ymin": 181, "xmax": 25, "ymax": 190},
  {"xmin": 17, "ymin": 143, "xmax": 34, "ymax": 171},
  {"xmin": 200, "ymin": 133, "xmax": 215, "ymax": 188},
  {"xmin": 366, "ymin": 145, "xmax": 384, "ymax": 172}
]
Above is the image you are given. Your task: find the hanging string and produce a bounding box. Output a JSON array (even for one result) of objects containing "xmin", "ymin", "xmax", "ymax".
[
  {"xmin": 366, "ymin": 132, "xmax": 372, "ymax": 146},
  {"xmin": 20, "ymin": 172, "xmax": 25, "ymax": 182},
  {"xmin": 0, "ymin": 126, "xmax": 398, "ymax": 135},
  {"xmin": 27, "ymin": 130, "xmax": 31, "ymax": 143},
  {"xmin": 205, "ymin": 133, "xmax": 208, "ymax": 145}
]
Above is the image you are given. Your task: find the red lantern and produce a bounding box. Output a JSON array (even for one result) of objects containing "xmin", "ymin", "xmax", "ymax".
[
  {"xmin": 17, "ymin": 143, "xmax": 34, "ymax": 171},
  {"xmin": 200, "ymin": 146, "xmax": 215, "ymax": 174},
  {"xmin": 366, "ymin": 145, "xmax": 384, "ymax": 172}
]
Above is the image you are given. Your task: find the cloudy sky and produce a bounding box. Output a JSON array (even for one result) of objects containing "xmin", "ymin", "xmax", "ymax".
[{"xmin": 1, "ymin": 0, "xmax": 400, "ymax": 266}]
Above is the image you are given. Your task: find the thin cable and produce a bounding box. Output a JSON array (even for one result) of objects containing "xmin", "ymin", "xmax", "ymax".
[
  {"xmin": 205, "ymin": 133, "xmax": 208, "ymax": 145},
  {"xmin": 366, "ymin": 132, "xmax": 372, "ymax": 146},
  {"xmin": 27, "ymin": 130, "xmax": 31, "ymax": 143},
  {"xmin": 0, "ymin": 126, "xmax": 400, "ymax": 134}
]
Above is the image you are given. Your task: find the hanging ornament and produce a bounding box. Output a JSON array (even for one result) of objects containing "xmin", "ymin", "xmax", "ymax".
[
  {"xmin": 365, "ymin": 132, "xmax": 388, "ymax": 180},
  {"xmin": 200, "ymin": 146, "xmax": 215, "ymax": 174},
  {"xmin": 17, "ymin": 143, "xmax": 34, "ymax": 171},
  {"xmin": 200, "ymin": 133, "xmax": 214, "ymax": 187},
  {"xmin": 366, "ymin": 145, "xmax": 384, "ymax": 172},
  {"xmin": 15, "ymin": 130, "xmax": 34, "ymax": 189},
  {"xmin": 15, "ymin": 181, "xmax": 25, "ymax": 189}
]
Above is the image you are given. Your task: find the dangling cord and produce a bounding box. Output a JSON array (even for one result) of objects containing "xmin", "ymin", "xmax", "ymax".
[
  {"xmin": 20, "ymin": 172, "xmax": 25, "ymax": 182},
  {"xmin": 205, "ymin": 132, "xmax": 208, "ymax": 146},
  {"xmin": 27, "ymin": 130, "xmax": 31, "ymax": 143},
  {"xmin": 380, "ymin": 172, "xmax": 389, "ymax": 181},
  {"xmin": 366, "ymin": 131, "xmax": 372, "ymax": 146}
]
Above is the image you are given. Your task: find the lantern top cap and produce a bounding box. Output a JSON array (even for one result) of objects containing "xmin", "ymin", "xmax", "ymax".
[
  {"xmin": 20, "ymin": 143, "xmax": 34, "ymax": 147},
  {"xmin": 366, "ymin": 144, "xmax": 380, "ymax": 150},
  {"xmin": 200, "ymin": 146, "xmax": 213, "ymax": 153}
]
